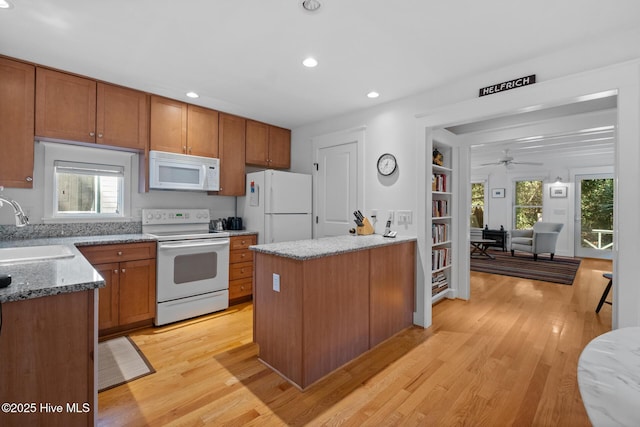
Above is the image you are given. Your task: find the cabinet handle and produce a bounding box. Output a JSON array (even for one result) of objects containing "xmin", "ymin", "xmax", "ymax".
[
  {"xmin": 121, "ymin": 268, "xmax": 126, "ymax": 273},
  {"xmin": 188, "ymin": 147, "xmax": 192, "ymax": 153},
  {"xmin": 240, "ymin": 286, "xmax": 245, "ymax": 291},
  {"xmin": 98, "ymin": 133, "xmax": 103, "ymax": 138},
  {"xmin": 241, "ymin": 240, "xmax": 246, "ymax": 245},
  {"xmin": 117, "ymin": 251, "xmax": 123, "ymax": 256},
  {"xmin": 241, "ymin": 253, "xmax": 246, "ymax": 258},
  {"xmin": 114, "ymin": 269, "xmax": 118, "ymax": 274},
  {"xmin": 25, "ymin": 176, "xmax": 33, "ymax": 182},
  {"xmin": 89, "ymin": 132, "xmax": 95, "ymax": 137},
  {"xmin": 183, "ymin": 146, "xmax": 187, "ymax": 152}
]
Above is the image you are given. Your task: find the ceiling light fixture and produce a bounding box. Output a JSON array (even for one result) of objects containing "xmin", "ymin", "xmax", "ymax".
[
  {"xmin": 367, "ymin": 91, "xmax": 380, "ymax": 99},
  {"xmin": 0, "ymin": 0, "xmax": 13, "ymax": 9},
  {"xmin": 301, "ymin": 0, "xmax": 321, "ymax": 12},
  {"xmin": 303, "ymin": 57, "xmax": 318, "ymax": 68},
  {"xmin": 186, "ymin": 91, "xmax": 199, "ymax": 99}
]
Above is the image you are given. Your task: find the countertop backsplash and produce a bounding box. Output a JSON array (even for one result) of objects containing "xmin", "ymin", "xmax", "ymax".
[{"xmin": 0, "ymin": 221, "xmax": 143, "ymax": 241}]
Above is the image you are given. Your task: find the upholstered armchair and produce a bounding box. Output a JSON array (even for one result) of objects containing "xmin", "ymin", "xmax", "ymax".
[{"xmin": 510, "ymin": 222, "xmax": 564, "ymax": 261}]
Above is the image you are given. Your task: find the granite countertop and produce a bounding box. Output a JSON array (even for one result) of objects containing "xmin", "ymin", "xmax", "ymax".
[
  {"xmin": 0, "ymin": 234, "xmax": 155, "ymax": 303},
  {"xmin": 250, "ymin": 234, "xmax": 417, "ymax": 260},
  {"xmin": 223, "ymin": 230, "xmax": 258, "ymax": 237},
  {"xmin": 577, "ymin": 326, "xmax": 640, "ymax": 426}
]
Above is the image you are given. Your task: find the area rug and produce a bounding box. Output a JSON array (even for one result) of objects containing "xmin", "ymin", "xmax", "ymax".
[
  {"xmin": 470, "ymin": 250, "xmax": 581, "ymax": 285},
  {"xmin": 98, "ymin": 336, "xmax": 155, "ymax": 392}
]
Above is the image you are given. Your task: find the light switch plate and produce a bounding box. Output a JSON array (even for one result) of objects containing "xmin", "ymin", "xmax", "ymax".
[{"xmin": 273, "ymin": 273, "xmax": 280, "ymax": 292}]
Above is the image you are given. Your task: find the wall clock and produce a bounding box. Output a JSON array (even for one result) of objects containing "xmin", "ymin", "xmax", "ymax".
[{"xmin": 377, "ymin": 153, "xmax": 397, "ymax": 176}]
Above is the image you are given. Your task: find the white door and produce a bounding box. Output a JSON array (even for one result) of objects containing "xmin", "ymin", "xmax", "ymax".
[
  {"xmin": 313, "ymin": 129, "xmax": 362, "ymax": 238},
  {"xmin": 574, "ymin": 174, "xmax": 614, "ymax": 259}
]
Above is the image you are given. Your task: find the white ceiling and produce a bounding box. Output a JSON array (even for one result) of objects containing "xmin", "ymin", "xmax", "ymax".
[{"xmin": 1, "ymin": 1, "xmax": 640, "ymax": 129}]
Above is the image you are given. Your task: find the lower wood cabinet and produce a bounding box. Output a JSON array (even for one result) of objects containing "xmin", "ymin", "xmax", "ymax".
[
  {"xmin": 229, "ymin": 234, "xmax": 256, "ymax": 303},
  {"xmin": 79, "ymin": 241, "xmax": 156, "ymax": 336}
]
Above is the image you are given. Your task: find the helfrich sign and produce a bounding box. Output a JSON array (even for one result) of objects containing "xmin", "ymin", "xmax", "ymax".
[{"xmin": 479, "ymin": 75, "xmax": 536, "ymax": 97}]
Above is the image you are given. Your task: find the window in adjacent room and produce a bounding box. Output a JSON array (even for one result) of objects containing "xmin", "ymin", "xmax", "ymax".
[
  {"xmin": 54, "ymin": 161, "xmax": 124, "ymax": 216},
  {"xmin": 513, "ymin": 179, "xmax": 543, "ymax": 229},
  {"xmin": 470, "ymin": 181, "xmax": 485, "ymax": 228}
]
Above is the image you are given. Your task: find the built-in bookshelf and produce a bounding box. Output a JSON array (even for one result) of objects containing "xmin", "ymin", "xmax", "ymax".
[{"xmin": 431, "ymin": 143, "xmax": 453, "ymax": 304}]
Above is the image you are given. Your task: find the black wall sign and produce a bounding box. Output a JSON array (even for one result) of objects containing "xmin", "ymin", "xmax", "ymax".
[{"xmin": 479, "ymin": 75, "xmax": 536, "ymax": 97}]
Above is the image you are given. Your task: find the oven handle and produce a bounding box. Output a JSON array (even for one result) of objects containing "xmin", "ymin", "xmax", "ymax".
[{"xmin": 158, "ymin": 239, "xmax": 230, "ymax": 250}]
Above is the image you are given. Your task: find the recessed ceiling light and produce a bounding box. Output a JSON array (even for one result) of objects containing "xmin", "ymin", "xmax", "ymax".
[
  {"xmin": 367, "ymin": 91, "xmax": 380, "ymax": 99},
  {"xmin": 301, "ymin": 0, "xmax": 321, "ymax": 12},
  {"xmin": 303, "ymin": 57, "xmax": 318, "ymax": 68},
  {"xmin": 186, "ymin": 91, "xmax": 199, "ymax": 99},
  {"xmin": 0, "ymin": 0, "xmax": 13, "ymax": 9}
]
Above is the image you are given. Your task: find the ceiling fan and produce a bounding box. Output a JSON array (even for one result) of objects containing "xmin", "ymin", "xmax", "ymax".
[{"xmin": 478, "ymin": 149, "xmax": 543, "ymax": 169}]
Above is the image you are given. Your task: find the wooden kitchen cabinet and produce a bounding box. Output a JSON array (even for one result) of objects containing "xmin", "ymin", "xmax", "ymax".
[
  {"xmin": 35, "ymin": 67, "xmax": 149, "ymax": 149},
  {"xmin": 0, "ymin": 290, "xmax": 96, "ymax": 426},
  {"xmin": 0, "ymin": 57, "xmax": 35, "ymax": 188},
  {"xmin": 229, "ymin": 234, "xmax": 256, "ymax": 303},
  {"xmin": 150, "ymin": 96, "xmax": 219, "ymax": 157},
  {"xmin": 79, "ymin": 242, "xmax": 156, "ymax": 336},
  {"xmin": 246, "ymin": 120, "xmax": 291, "ymax": 169},
  {"xmin": 217, "ymin": 113, "xmax": 246, "ymax": 196}
]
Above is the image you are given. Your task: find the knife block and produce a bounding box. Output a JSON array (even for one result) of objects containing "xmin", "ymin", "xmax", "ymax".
[{"xmin": 357, "ymin": 217, "xmax": 375, "ymax": 235}]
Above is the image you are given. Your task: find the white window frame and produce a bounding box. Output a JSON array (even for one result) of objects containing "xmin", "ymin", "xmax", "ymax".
[
  {"xmin": 42, "ymin": 142, "xmax": 134, "ymax": 222},
  {"xmin": 512, "ymin": 176, "xmax": 545, "ymax": 229}
]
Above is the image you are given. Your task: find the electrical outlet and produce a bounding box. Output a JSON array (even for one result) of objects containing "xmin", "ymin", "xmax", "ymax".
[
  {"xmin": 397, "ymin": 210, "xmax": 413, "ymax": 224},
  {"xmin": 273, "ymin": 273, "xmax": 280, "ymax": 292}
]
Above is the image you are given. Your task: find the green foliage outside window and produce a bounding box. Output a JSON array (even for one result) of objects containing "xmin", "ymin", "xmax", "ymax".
[
  {"xmin": 514, "ymin": 180, "xmax": 542, "ymax": 229},
  {"xmin": 580, "ymin": 178, "xmax": 613, "ymax": 250},
  {"xmin": 471, "ymin": 182, "xmax": 485, "ymax": 227}
]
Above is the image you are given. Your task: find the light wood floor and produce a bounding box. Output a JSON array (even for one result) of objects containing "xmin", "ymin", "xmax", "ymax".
[{"xmin": 98, "ymin": 258, "xmax": 612, "ymax": 426}]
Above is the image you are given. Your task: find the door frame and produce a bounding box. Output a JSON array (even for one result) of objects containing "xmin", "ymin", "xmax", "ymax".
[
  {"xmin": 415, "ymin": 61, "xmax": 640, "ymax": 330},
  {"xmin": 311, "ymin": 126, "xmax": 365, "ymax": 238}
]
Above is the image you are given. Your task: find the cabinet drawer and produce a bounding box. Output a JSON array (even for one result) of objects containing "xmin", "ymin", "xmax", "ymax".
[
  {"xmin": 229, "ymin": 278, "xmax": 253, "ymax": 300},
  {"xmin": 230, "ymin": 248, "xmax": 253, "ymax": 264},
  {"xmin": 230, "ymin": 261, "xmax": 253, "ymax": 280},
  {"xmin": 78, "ymin": 242, "xmax": 156, "ymax": 264},
  {"xmin": 230, "ymin": 235, "xmax": 256, "ymax": 251}
]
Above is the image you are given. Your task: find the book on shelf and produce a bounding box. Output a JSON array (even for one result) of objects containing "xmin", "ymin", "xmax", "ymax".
[
  {"xmin": 432, "ymin": 200, "xmax": 449, "ymax": 217},
  {"xmin": 431, "ymin": 174, "xmax": 448, "ymax": 192},
  {"xmin": 431, "ymin": 247, "xmax": 451, "ymax": 270},
  {"xmin": 432, "ymin": 223, "xmax": 449, "ymax": 243}
]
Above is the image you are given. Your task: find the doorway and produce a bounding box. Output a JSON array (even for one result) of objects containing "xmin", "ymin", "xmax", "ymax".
[{"xmin": 574, "ymin": 174, "xmax": 614, "ymax": 259}]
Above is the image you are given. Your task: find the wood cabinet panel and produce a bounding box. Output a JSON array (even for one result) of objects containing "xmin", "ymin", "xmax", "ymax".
[
  {"xmin": 118, "ymin": 258, "xmax": 156, "ymax": 324},
  {"xmin": 0, "ymin": 57, "xmax": 35, "ymax": 188},
  {"xmin": 268, "ymin": 126, "xmax": 291, "ymax": 169},
  {"xmin": 187, "ymin": 105, "xmax": 219, "ymax": 157},
  {"xmin": 35, "ymin": 67, "xmax": 97, "ymax": 143},
  {"xmin": 369, "ymin": 242, "xmax": 416, "ymax": 347},
  {"xmin": 218, "ymin": 113, "xmax": 246, "ymax": 195},
  {"xmin": 245, "ymin": 120, "xmax": 269, "ymax": 166},
  {"xmin": 149, "ymin": 95, "xmax": 187, "ymax": 154},
  {"xmin": 78, "ymin": 242, "xmax": 156, "ymax": 265},
  {"xmin": 229, "ymin": 277, "xmax": 253, "ymax": 300},
  {"xmin": 230, "ymin": 247, "xmax": 253, "ymax": 264},
  {"xmin": 94, "ymin": 263, "xmax": 119, "ymax": 330},
  {"xmin": 229, "ymin": 235, "xmax": 256, "ymax": 305},
  {"xmin": 230, "ymin": 235, "xmax": 256, "ymax": 250},
  {"xmin": 96, "ymin": 82, "xmax": 148, "ymax": 150},
  {"xmin": 0, "ymin": 290, "xmax": 95, "ymax": 426},
  {"xmin": 230, "ymin": 261, "xmax": 253, "ymax": 280}
]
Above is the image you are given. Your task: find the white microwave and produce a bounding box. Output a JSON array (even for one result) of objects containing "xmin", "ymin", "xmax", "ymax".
[{"xmin": 149, "ymin": 150, "xmax": 220, "ymax": 191}]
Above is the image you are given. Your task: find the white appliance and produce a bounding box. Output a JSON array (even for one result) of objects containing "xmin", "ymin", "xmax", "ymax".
[
  {"xmin": 149, "ymin": 150, "xmax": 220, "ymax": 191},
  {"xmin": 142, "ymin": 209, "xmax": 230, "ymax": 326},
  {"xmin": 239, "ymin": 170, "xmax": 312, "ymax": 244}
]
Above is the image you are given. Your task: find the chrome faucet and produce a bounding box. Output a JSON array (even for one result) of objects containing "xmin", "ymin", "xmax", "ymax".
[{"xmin": 0, "ymin": 186, "xmax": 29, "ymax": 227}]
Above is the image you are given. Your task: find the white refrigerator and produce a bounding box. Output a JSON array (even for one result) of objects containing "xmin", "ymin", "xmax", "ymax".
[{"xmin": 239, "ymin": 170, "xmax": 312, "ymax": 244}]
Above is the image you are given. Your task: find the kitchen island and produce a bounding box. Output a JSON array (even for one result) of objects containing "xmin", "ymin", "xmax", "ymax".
[{"xmin": 251, "ymin": 234, "xmax": 416, "ymax": 389}]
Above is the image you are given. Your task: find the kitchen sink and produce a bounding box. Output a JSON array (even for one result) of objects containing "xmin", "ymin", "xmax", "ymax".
[{"xmin": 0, "ymin": 245, "xmax": 75, "ymax": 264}]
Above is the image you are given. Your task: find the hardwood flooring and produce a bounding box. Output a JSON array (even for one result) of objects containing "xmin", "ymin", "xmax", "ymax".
[{"xmin": 98, "ymin": 258, "xmax": 612, "ymax": 426}]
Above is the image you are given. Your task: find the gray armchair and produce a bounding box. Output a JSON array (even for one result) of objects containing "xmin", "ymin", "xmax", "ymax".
[{"xmin": 510, "ymin": 222, "xmax": 564, "ymax": 261}]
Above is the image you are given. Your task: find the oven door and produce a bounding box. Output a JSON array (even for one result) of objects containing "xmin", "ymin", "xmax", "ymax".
[{"xmin": 156, "ymin": 238, "xmax": 230, "ymax": 302}]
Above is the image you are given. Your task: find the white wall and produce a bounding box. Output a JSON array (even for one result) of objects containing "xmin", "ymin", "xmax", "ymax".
[{"xmin": 291, "ymin": 28, "xmax": 640, "ymax": 329}]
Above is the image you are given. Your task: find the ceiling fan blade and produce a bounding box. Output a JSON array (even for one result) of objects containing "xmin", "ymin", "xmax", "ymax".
[
  {"xmin": 478, "ymin": 161, "xmax": 501, "ymax": 166},
  {"xmin": 511, "ymin": 161, "xmax": 543, "ymax": 166}
]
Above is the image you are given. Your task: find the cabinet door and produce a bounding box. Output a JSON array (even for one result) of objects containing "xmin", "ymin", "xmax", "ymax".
[
  {"xmin": 35, "ymin": 67, "xmax": 97, "ymax": 143},
  {"xmin": 218, "ymin": 113, "xmax": 246, "ymax": 196},
  {"xmin": 118, "ymin": 258, "xmax": 156, "ymax": 325},
  {"xmin": 96, "ymin": 83, "xmax": 148, "ymax": 150},
  {"xmin": 0, "ymin": 58, "xmax": 35, "ymax": 188},
  {"xmin": 94, "ymin": 262, "xmax": 120, "ymax": 330},
  {"xmin": 268, "ymin": 126, "xmax": 291, "ymax": 169},
  {"xmin": 245, "ymin": 120, "xmax": 269, "ymax": 166},
  {"xmin": 187, "ymin": 105, "xmax": 219, "ymax": 157},
  {"xmin": 149, "ymin": 95, "xmax": 187, "ymax": 154}
]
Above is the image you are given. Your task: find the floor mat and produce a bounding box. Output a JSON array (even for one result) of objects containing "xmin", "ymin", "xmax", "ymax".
[{"xmin": 98, "ymin": 336, "xmax": 155, "ymax": 392}]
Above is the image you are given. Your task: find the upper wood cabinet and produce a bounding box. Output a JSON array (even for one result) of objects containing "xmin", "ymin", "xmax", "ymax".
[
  {"xmin": 0, "ymin": 57, "xmax": 35, "ymax": 188},
  {"xmin": 246, "ymin": 120, "xmax": 291, "ymax": 169},
  {"xmin": 218, "ymin": 113, "xmax": 246, "ymax": 196},
  {"xmin": 35, "ymin": 67, "xmax": 148, "ymax": 150},
  {"xmin": 149, "ymin": 96, "xmax": 219, "ymax": 157}
]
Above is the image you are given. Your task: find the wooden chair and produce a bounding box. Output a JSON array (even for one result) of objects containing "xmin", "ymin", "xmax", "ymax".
[{"xmin": 595, "ymin": 272, "xmax": 612, "ymax": 313}]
